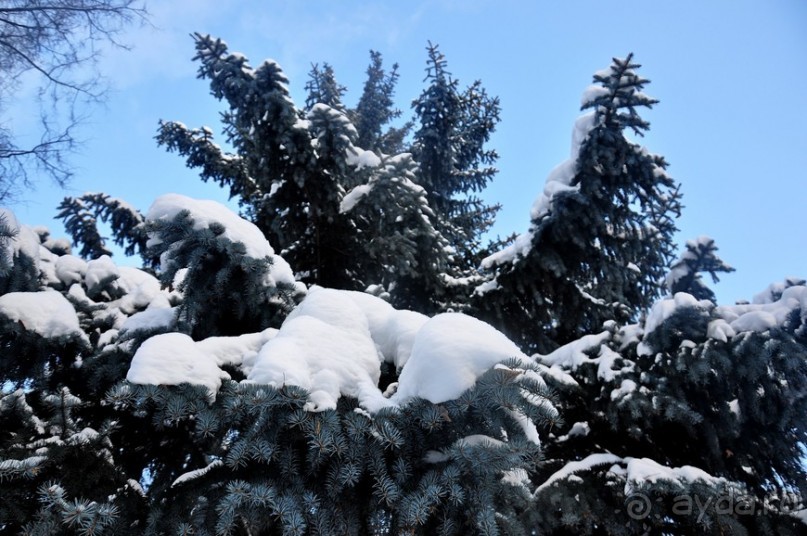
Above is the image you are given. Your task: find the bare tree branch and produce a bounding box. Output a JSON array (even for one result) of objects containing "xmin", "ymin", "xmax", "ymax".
[{"xmin": 0, "ymin": 0, "xmax": 148, "ymax": 203}]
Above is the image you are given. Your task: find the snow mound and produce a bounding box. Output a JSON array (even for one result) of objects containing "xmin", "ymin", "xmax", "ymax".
[
  {"xmin": 196, "ymin": 328, "xmax": 277, "ymax": 376},
  {"xmin": 393, "ymin": 313, "xmax": 531, "ymax": 404},
  {"xmin": 126, "ymin": 286, "xmax": 539, "ymax": 413},
  {"xmin": 716, "ymin": 284, "xmax": 807, "ymax": 335},
  {"xmin": 120, "ymin": 307, "xmax": 177, "ymax": 335},
  {"xmin": 55, "ymin": 255, "xmax": 88, "ymax": 287},
  {"xmin": 127, "ymin": 333, "xmax": 229, "ymax": 399},
  {"xmin": 249, "ymin": 314, "xmax": 385, "ymax": 412},
  {"xmin": 115, "ymin": 267, "xmax": 170, "ymax": 311},
  {"xmin": 85, "ymin": 255, "xmax": 120, "ymax": 296},
  {"xmin": 0, "ymin": 290, "xmax": 88, "ymax": 343},
  {"xmin": 248, "ymin": 288, "xmax": 386, "ymax": 411},
  {"xmin": 341, "ymin": 289, "xmax": 428, "ymax": 369}
]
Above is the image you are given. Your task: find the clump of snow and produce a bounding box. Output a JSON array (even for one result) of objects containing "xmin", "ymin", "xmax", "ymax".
[
  {"xmin": 616, "ymin": 324, "xmax": 643, "ymax": 350},
  {"xmin": 346, "ymin": 148, "xmax": 381, "ymax": 170},
  {"xmin": 716, "ymin": 284, "xmax": 806, "ymax": 335},
  {"xmin": 728, "ymin": 399, "xmax": 740, "ymax": 417},
  {"xmin": 707, "ymin": 319, "xmax": 735, "ymax": 343},
  {"xmin": 537, "ymin": 331, "xmax": 630, "ymax": 382},
  {"xmin": 340, "ymin": 184, "xmax": 372, "ymax": 213},
  {"xmin": 146, "ymin": 194, "xmax": 296, "ymax": 287},
  {"xmin": 55, "ymin": 255, "xmax": 88, "ymax": 287},
  {"xmin": 642, "ymin": 292, "xmax": 710, "ymax": 337},
  {"xmin": 0, "ymin": 290, "xmax": 88, "ymax": 343},
  {"xmin": 120, "ymin": 307, "xmax": 177, "ymax": 335},
  {"xmin": 342, "ymin": 289, "xmax": 428, "ymax": 369},
  {"xmin": 43, "ymin": 237, "xmax": 72, "ymax": 254},
  {"xmin": 751, "ymin": 277, "xmax": 805, "ymax": 304},
  {"xmin": 624, "ymin": 457, "xmax": 726, "ymax": 495},
  {"xmin": 127, "ymin": 333, "xmax": 229, "ymax": 399},
  {"xmin": 729, "ymin": 311, "xmax": 777, "ymax": 333},
  {"xmin": 393, "ymin": 313, "xmax": 531, "ymax": 404},
  {"xmin": 248, "ymin": 299, "xmax": 384, "ymax": 412},
  {"xmin": 116, "ymin": 267, "xmax": 170, "ymax": 311},
  {"xmin": 568, "ymin": 421, "xmax": 591, "ymax": 437},
  {"xmin": 196, "ymin": 327, "xmax": 277, "ymax": 376},
  {"xmin": 85, "ymin": 255, "xmax": 120, "ymax": 296},
  {"xmin": 36, "ymin": 245, "xmax": 60, "ymax": 287},
  {"xmin": 172, "ymin": 459, "xmax": 223, "ymax": 487},
  {"xmin": 610, "ymin": 379, "xmax": 637, "ymax": 401}
]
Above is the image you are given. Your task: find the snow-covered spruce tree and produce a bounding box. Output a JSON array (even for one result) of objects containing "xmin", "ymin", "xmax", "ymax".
[
  {"xmin": 157, "ymin": 35, "xmax": 379, "ymax": 291},
  {"xmin": 143, "ymin": 194, "xmax": 302, "ymax": 338},
  {"xmin": 2, "ymin": 201, "xmax": 564, "ymax": 534},
  {"xmin": 56, "ymin": 192, "xmax": 150, "ymax": 263},
  {"xmin": 350, "ymin": 50, "xmax": 411, "ymax": 156},
  {"xmin": 666, "ymin": 235, "xmax": 735, "ymax": 302},
  {"xmin": 526, "ymin": 268, "xmax": 807, "ymax": 534},
  {"xmin": 156, "ymin": 35, "xmax": 317, "ymax": 281},
  {"xmin": 476, "ymin": 54, "xmax": 683, "ymax": 353},
  {"xmin": 411, "ymin": 42, "xmax": 501, "ymax": 301},
  {"xmin": 0, "ymin": 210, "xmax": 179, "ymax": 535},
  {"xmin": 115, "ymin": 284, "xmax": 559, "ymax": 535}
]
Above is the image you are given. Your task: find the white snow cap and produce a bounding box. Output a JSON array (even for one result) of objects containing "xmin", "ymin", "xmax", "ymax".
[
  {"xmin": 248, "ymin": 287, "xmax": 387, "ymax": 412},
  {"xmin": 641, "ymin": 281, "xmax": 807, "ymax": 347},
  {"xmin": 85, "ymin": 255, "xmax": 120, "ymax": 293},
  {"xmin": 393, "ymin": 312, "xmax": 532, "ymax": 404},
  {"xmin": 127, "ymin": 333, "xmax": 230, "ymax": 399},
  {"xmin": 717, "ymin": 283, "xmax": 807, "ymax": 335},
  {"xmin": 145, "ymin": 194, "xmax": 296, "ymax": 287},
  {"xmin": 126, "ymin": 286, "xmax": 533, "ymax": 414},
  {"xmin": 0, "ymin": 290, "xmax": 87, "ymax": 343},
  {"xmin": 55, "ymin": 255, "xmax": 88, "ymax": 287},
  {"xmin": 247, "ymin": 287, "xmax": 428, "ymax": 412}
]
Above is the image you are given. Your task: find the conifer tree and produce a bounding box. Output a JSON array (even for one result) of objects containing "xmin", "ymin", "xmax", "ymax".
[
  {"xmin": 411, "ymin": 42, "xmax": 501, "ymax": 287},
  {"xmin": 477, "ymin": 54, "xmax": 683, "ymax": 352},
  {"xmin": 1, "ymin": 203, "xmax": 561, "ymax": 534},
  {"xmin": 666, "ymin": 236, "xmax": 735, "ymax": 301},
  {"xmin": 350, "ymin": 50, "xmax": 411, "ymax": 155},
  {"xmin": 304, "ymin": 63, "xmax": 347, "ymax": 112},
  {"xmin": 157, "ymin": 34, "xmax": 364, "ymax": 289},
  {"xmin": 528, "ymin": 274, "xmax": 807, "ymax": 534}
]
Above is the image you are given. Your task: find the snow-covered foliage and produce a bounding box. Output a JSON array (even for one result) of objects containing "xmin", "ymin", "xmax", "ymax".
[
  {"xmin": 475, "ymin": 54, "xmax": 683, "ymax": 353},
  {"xmin": 0, "ymin": 290, "xmax": 88, "ymax": 343},
  {"xmin": 666, "ymin": 235, "xmax": 735, "ymax": 301},
  {"xmin": 1, "ymin": 202, "xmax": 561, "ymax": 534},
  {"xmin": 3, "ymin": 45, "xmax": 806, "ymax": 535},
  {"xmin": 143, "ymin": 194, "xmax": 303, "ymax": 337}
]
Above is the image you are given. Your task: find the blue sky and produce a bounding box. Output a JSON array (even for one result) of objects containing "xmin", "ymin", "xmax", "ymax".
[{"xmin": 13, "ymin": 0, "xmax": 807, "ymax": 304}]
